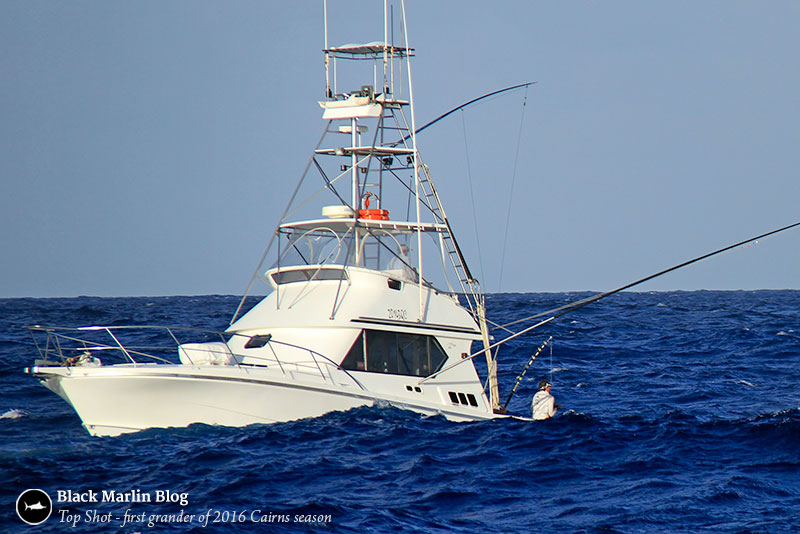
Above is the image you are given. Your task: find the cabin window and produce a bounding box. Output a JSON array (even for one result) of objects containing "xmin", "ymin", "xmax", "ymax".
[
  {"xmin": 271, "ymin": 268, "xmax": 347, "ymax": 285},
  {"xmin": 341, "ymin": 329, "xmax": 447, "ymax": 377}
]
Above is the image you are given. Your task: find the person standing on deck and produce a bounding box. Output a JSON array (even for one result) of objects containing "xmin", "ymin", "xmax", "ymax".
[{"xmin": 532, "ymin": 380, "xmax": 560, "ymax": 420}]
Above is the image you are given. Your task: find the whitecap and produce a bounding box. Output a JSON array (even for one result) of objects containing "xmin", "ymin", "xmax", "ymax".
[
  {"xmin": 777, "ymin": 331, "xmax": 791, "ymax": 337},
  {"xmin": 0, "ymin": 409, "xmax": 28, "ymax": 420},
  {"xmin": 737, "ymin": 380, "xmax": 758, "ymax": 388},
  {"xmin": 550, "ymin": 367, "xmax": 568, "ymax": 373}
]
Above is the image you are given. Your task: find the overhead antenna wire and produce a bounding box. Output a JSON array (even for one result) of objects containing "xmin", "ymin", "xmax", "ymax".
[{"xmin": 498, "ymin": 85, "xmax": 529, "ymax": 292}]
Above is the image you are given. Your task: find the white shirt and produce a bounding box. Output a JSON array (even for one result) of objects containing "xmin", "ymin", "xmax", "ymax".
[{"xmin": 531, "ymin": 390, "xmax": 558, "ymax": 420}]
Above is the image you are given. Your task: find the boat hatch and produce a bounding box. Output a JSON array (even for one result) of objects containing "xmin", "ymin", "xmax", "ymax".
[{"xmin": 244, "ymin": 334, "xmax": 272, "ymax": 349}]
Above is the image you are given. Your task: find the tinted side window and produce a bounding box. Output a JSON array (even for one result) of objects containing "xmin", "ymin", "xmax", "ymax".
[
  {"xmin": 340, "ymin": 330, "xmax": 448, "ymax": 377},
  {"xmin": 341, "ymin": 333, "xmax": 366, "ymax": 371}
]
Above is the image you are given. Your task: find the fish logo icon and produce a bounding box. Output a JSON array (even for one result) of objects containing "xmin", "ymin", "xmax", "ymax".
[{"xmin": 16, "ymin": 489, "xmax": 52, "ymax": 525}]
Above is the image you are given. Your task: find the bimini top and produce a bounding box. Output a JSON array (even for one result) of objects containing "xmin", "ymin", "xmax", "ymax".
[{"xmin": 324, "ymin": 41, "xmax": 414, "ymax": 58}]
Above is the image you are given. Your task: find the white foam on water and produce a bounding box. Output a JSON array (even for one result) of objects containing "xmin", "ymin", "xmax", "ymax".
[{"xmin": 0, "ymin": 409, "xmax": 28, "ymax": 420}]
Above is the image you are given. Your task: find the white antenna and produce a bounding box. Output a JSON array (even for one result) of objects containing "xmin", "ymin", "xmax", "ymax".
[
  {"xmin": 399, "ymin": 0, "xmax": 424, "ymax": 322},
  {"xmin": 324, "ymin": 0, "xmax": 330, "ymax": 97},
  {"xmin": 383, "ymin": 0, "xmax": 388, "ymax": 93}
]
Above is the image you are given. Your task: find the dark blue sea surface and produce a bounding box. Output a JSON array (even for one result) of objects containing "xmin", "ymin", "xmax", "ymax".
[{"xmin": 1, "ymin": 291, "xmax": 799, "ymax": 533}]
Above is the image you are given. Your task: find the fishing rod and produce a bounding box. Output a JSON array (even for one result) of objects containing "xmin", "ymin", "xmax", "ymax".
[
  {"xmin": 401, "ymin": 82, "xmax": 536, "ymax": 141},
  {"xmin": 419, "ymin": 219, "xmax": 800, "ymax": 384},
  {"xmin": 502, "ymin": 336, "xmax": 552, "ymax": 412},
  {"xmin": 498, "ymin": 220, "xmax": 800, "ymax": 331}
]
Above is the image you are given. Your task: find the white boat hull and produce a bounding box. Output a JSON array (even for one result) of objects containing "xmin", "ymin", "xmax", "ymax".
[{"xmin": 34, "ymin": 364, "xmax": 498, "ymax": 436}]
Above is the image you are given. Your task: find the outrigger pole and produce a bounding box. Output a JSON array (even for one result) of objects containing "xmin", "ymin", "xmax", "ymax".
[
  {"xmin": 411, "ymin": 82, "xmax": 536, "ymax": 137},
  {"xmin": 419, "ymin": 219, "xmax": 800, "ymax": 384},
  {"xmin": 395, "ymin": 82, "xmax": 536, "ymax": 145},
  {"xmin": 500, "ymin": 219, "xmax": 800, "ymax": 331}
]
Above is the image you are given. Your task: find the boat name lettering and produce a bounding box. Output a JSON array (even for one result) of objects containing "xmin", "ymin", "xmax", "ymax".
[{"xmin": 387, "ymin": 308, "xmax": 408, "ymax": 320}]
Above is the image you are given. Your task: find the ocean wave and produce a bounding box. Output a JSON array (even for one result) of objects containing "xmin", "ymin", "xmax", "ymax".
[
  {"xmin": 3, "ymin": 292, "xmax": 800, "ymax": 534},
  {"xmin": 746, "ymin": 407, "xmax": 800, "ymax": 422},
  {"xmin": 0, "ymin": 408, "xmax": 27, "ymax": 420}
]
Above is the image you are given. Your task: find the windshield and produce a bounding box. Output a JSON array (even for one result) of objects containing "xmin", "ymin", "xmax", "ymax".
[{"xmin": 273, "ymin": 224, "xmax": 452, "ymax": 290}]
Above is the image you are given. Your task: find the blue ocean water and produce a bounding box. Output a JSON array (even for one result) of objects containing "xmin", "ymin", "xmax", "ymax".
[{"xmin": 1, "ymin": 291, "xmax": 799, "ymax": 533}]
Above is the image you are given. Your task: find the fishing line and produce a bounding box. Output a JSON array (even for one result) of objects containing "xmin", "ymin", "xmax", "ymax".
[
  {"xmin": 498, "ymin": 85, "xmax": 529, "ymax": 292},
  {"xmin": 461, "ymin": 110, "xmax": 486, "ymax": 285}
]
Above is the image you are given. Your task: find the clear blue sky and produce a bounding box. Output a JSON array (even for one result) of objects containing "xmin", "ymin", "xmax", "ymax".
[{"xmin": 2, "ymin": 1, "xmax": 798, "ymax": 297}]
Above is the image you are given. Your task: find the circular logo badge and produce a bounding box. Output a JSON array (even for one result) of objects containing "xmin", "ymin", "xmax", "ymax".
[{"xmin": 16, "ymin": 489, "xmax": 53, "ymax": 525}]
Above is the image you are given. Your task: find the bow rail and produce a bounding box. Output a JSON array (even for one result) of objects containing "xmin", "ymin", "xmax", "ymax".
[{"xmin": 25, "ymin": 325, "xmax": 366, "ymax": 391}]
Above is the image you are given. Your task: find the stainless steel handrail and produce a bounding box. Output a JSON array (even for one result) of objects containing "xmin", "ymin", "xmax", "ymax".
[{"xmin": 26, "ymin": 324, "xmax": 366, "ymax": 391}]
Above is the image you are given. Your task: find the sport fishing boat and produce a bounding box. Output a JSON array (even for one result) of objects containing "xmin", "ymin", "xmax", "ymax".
[
  {"xmin": 24, "ymin": 3, "xmax": 800, "ymax": 438},
  {"xmin": 25, "ymin": 2, "xmax": 509, "ymax": 437}
]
